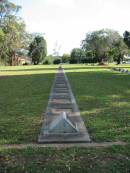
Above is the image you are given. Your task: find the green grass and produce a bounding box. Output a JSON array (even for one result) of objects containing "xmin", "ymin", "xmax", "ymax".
[
  {"xmin": 63, "ymin": 64, "xmax": 130, "ymax": 142},
  {"xmin": 110, "ymin": 63, "xmax": 130, "ymax": 71},
  {"xmin": 0, "ymin": 65, "xmax": 58, "ymax": 144},
  {"xmin": 0, "ymin": 65, "xmax": 58, "ymax": 76},
  {"xmin": 0, "ymin": 64, "xmax": 130, "ymax": 172},
  {"xmin": 0, "ymin": 64, "xmax": 130, "ymax": 143},
  {"xmin": 0, "ymin": 145, "xmax": 130, "ymax": 173}
]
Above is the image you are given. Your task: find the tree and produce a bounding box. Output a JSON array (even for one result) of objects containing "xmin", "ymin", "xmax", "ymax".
[
  {"xmin": 53, "ymin": 58, "xmax": 61, "ymax": 64},
  {"xmin": 70, "ymin": 48, "xmax": 85, "ymax": 64},
  {"xmin": 0, "ymin": 0, "xmax": 27, "ymax": 65},
  {"xmin": 112, "ymin": 39, "xmax": 128, "ymax": 64},
  {"xmin": 81, "ymin": 29, "xmax": 127, "ymax": 64},
  {"xmin": 82, "ymin": 29, "xmax": 110, "ymax": 63},
  {"xmin": 123, "ymin": 31, "xmax": 130, "ymax": 48},
  {"xmin": 0, "ymin": 0, "xmax": 21, "ymax": 20},
  {"xmin": 28, "ymin": 36, "xmax": 47, "ymax": 65},
  {"xmin": 61, "ymin": 53, "xmax": 70, "ymax": 63},
  {"xmin": 1, "ymin": 16, "xmax": 26, "ymax": 65},
  {"xmin": 43, "ymin": 55, "xmax": 55, "ymax": 65}
]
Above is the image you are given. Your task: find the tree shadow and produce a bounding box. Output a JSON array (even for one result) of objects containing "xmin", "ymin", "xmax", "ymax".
[
  {"xmin": 0, "ymin": 67, "xmax": 58, "ymax": 72},
  {"xmin": 66, "ymin": 70, "xmax": 130, "ymax": 142},
  {"xmin": 64, "ymin": 66, "xmax": 110, "ymax": 70},
  {"xmin": 0, "ymin": 72, "xmax": 55, "ymax": 144},
  {"xmin": 115, "ymin": 66, "xmax": 130, "ymax": 69},
  {"xmin": 0, "ymin": 68, "xmax": 130, "ymax": 143}
]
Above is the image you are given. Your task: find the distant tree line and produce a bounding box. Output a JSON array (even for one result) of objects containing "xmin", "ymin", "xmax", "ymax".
[
  {"xmin": 45, "ymin": 29, "xmax": 130, "ymax": 65},
  {"xmin": 1, "ymin": 1, "xmax": 130, "ymax": 66},
  {"xmin": 69, "ymin": 29, "xmax": 129, "ymax": 65}
]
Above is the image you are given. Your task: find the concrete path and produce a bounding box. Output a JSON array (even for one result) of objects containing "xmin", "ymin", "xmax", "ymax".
[
  {"xmin": 38, "ymin": 66, "xmax": 90, "ymax": 143},
  {"xmin": 0, "ymin": 141, "xmax": 128, "ymax": 149}
]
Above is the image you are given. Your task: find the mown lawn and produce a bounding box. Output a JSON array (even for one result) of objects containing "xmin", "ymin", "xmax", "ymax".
[
  {"xmin": 63, "ymin": 64, "xmax": 130, "ymax": 142},
  {"xmin": 111, "ymin": 64, "xmax": 130, "ymax": 71},
  {"xmin": 0, "ymin": 64, "xmax": 130, "ymax": 143},
  {"xmin": 0, "ymin": 64, "xmax": 130, "ymax": 173},
  {"xmin": 0, "ymin": 145, "xmax": 130, "ymax": 173},
  {"xmin": 0, "ymin": 65, "xmax": 57, "ymax": 144}
]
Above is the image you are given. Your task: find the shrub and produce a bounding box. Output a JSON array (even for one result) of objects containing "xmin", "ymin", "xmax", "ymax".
[
  {"xmin": 53, "ymin": 59, "xmax": 61, "ymax": 64},
  {"xmin": 43, "ymin": 60, "xmax": 49, "ymax": 64}
]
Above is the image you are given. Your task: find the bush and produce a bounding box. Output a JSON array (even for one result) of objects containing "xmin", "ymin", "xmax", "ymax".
[
  {"xmin": 69, "ymin": 59, "xmax": 78, "ymax": 64},
  {"xmin": 62, "ymin": 54, "xmax": 70, "ymax": 63},
  {"xmin": 43, "ymin": 55, "xmax": 54, "ymax": 65},
  {"xmin": 53, "ymin": 59, "xmax": 61, "ymax": 64},
  {"xmin": 43, "ymin": 60, "xmax": 49, "ymax": 65}
]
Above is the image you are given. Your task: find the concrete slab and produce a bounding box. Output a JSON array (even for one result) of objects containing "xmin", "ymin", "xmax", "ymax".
[
  {"xmin": 50, "ymin": 99, "xmax": 71, "ymax": 104},
  {"xmin": 47, "ymin": 108, "xmax": 72, "ymax": 114},
  {"xmin": 51, "ymin": 95, "xmax": 71, "ymax": 100},
  {"xmin": 53, "ymin": 87, "xmax": 68, "ymax": 90},
  {"xmin": 53, "ymin": 90, "xmax": 69, "ymax": 94},
  {"xmin": 38, "ymin": 66, "xmax": 91, "ymax": 143},
  {"xmin": 54, "ymin": 85, "xmax": 67, "ymax": 88}
]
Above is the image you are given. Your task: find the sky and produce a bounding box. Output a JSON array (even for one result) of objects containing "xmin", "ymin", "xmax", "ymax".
[{"xmin": 11, "ymin": 0, "xmax": 130, "ymax": 55}]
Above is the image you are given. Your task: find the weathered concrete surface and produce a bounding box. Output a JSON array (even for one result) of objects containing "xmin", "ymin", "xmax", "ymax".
[
  {"xmin": 0, "ymin": 141, "xmax": 128, "ymax": 149},
  {"xmin": 38, "ymin": 66, "xmax": 91, "ymax": 143}
]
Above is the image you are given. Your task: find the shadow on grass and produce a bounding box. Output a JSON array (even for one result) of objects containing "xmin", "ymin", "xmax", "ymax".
[
  {"xmin": 0, "ymin": 66, "xmax": 110, "ymax": 72},
  {"xmin": 66, "ymin": 70, "xmax": 130, "ymax": 142},
  {"xmin": 114, "ymin": 66, "xmax": 130, "ymax": 69},
  {"xmin": 0, "ymin": 72, "xmax": 55, "ymax": 144},
  {"xmin": 64, "ymin": 66, "xmax": 110, "ymax": 70},
  {"xmin": 0, "ymin": 68, "xmax": 130, "ymax": 144},
  {"xmin": 0, "ymin": 67, "xmax": 58, "ymax": 72}
]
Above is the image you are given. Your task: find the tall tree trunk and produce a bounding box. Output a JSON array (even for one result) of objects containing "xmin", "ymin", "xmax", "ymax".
[{"xmin": 8, "ymin": 50, "xmax": 16, "ymax": 66}]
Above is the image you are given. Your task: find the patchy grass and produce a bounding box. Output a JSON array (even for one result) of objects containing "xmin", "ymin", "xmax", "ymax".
[
  {"xmin": 0, "ymin": 65, "xmax": 57, "ymax": 144},
  {"xmin": 63, "ymin": 64, "xmax": 130, "ymax": 142},
  {"xmin": 0, "ymin": 145, "xmax": 130, "ymax": 173}
]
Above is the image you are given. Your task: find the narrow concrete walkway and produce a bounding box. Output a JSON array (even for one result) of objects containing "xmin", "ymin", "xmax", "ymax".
[
  {"xmin": 38, "ymin": 66, "xmax": 90, "ymax": 143},
  {"xmin": 0, "ymin": 141, "xmax": 128, "ymax": 150}
]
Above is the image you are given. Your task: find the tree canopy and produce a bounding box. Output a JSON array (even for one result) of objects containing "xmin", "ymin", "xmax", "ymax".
[
  {"xmin": 81, "ymin": 29, "xmax": 128, "ymax": 64},
  {"xmin": 62, "ymin": 53, "xmax": 70, "ymax": 63},
  {"xmin": 0, "ymin": 0, "xmax": 28, "ymax": 65},
  {"xmin": 28, "ymin": 36, "xmax": 47, "ymax": 65},
  {"xmin": 70, "ymin": 48, "xmax": 85, "ymax": 64},
  {"xmin": 123, "ymin": 31, "xmax": 130, "ymax": 49}
]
